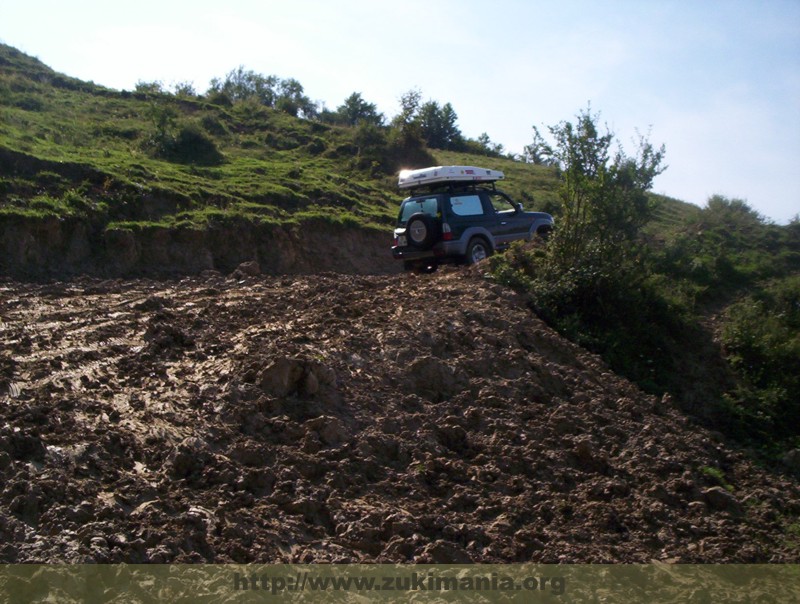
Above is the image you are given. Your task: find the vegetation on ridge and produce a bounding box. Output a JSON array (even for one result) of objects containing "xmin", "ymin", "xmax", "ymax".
[{"xmin": 490, "ymin": 109, "xmax": 799, "ymax": 458}]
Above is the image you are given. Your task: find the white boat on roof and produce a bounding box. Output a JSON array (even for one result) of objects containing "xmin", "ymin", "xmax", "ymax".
[{"xmin": 398, "ymin": 166, "xmax": 505, "ymax": 189}]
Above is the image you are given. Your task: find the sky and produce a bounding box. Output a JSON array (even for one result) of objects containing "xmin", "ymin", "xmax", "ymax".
[{"xmin": 2, "ymin": 0, "xmax": 799, "ymax": 223}]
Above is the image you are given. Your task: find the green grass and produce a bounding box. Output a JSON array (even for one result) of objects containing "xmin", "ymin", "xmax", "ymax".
[
  {"xmin": 699, "ymin": 466, "xmax": 734, "ymax": 492},
  {"xmin": 0, "ymin": 43, "xmax": 406, "ymax": 232},
  {"xmin": 2, "ymin": 42, "xmax": 704, "ymax": 241}
]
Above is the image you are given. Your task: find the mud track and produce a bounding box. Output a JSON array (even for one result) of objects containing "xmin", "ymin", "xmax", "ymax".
[{"xmin": 1, "ymin": 268, "xmax": 798, "ymax": 563}]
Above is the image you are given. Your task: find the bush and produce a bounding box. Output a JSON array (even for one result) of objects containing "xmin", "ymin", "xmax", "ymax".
[
  {"xmin": 168, "ymin": 124, "xmax": 224, "ymax": 165},
  {"xmin": 142, "ymin": 104, "xmax": 224, "ymax": 166},
  {"xmin": 720, "ymin": 276, "xmax": 800, "ymax": 444}
]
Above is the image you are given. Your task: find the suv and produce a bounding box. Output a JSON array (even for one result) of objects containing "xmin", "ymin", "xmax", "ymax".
[{"xmin": 391, "ymin": 166, "xmax": 554, "ymax": 272}]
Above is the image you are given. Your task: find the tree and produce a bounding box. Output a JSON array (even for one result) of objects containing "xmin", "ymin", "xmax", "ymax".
[
  {"xmin": 135, "ymin": 80, "xmax": 165, "ymax": 96},
  {"xmin": 417, "ymin": 100, "xmax": 463, "ymax": 149},
  {"xmin": 207, "ymin": 66, "xmax": 279, "ymax": 106},
  {"xmin": 477, "ymin": 132, "xmax": 505, "ymax": 157},
  {"xmin": 275, "ymin": 78, "xmax": 317, "ymax": 119},
  {"xmin": 523, "ymin": 126, "xmax": 554, "ymax": 165},
  {"xmin": 172, "ymin": 81, "xmax": 197, "ymax": 98},
  {"xmin": 392, "ymin": 88, "xmax": 422, "ymax": 129},
  {"xmin": 334, "ymin": 92, "xmax": 384, "ymax": 127},
  {"xmin": 535, "ymin": 107, "xmax": 666, "ymax": 270}
]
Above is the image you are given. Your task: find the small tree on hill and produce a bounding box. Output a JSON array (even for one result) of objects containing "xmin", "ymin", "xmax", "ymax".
[
  {"xmin": 417, "ymin": 101, "xmax": 463, "ymax": 150},
  {"xmin": 496, "ymin": 107, "xmax": 667, "ymax": 369},
  {"xmin": 208, "ymin": 66, "xmax": 278, "ymax": 106},
  {"xmin": 533, "ymin": 107, "xmax": 666, "ymax": 272},
  {"xmin": 391, "ymin": 88, "xmax": 422, "ymax": 130},
  {"xmin": 334, "ymin": 92, "xmax": 384, "ymax": 127},
  {"xmin": 275, "ymin": 78, "xmax": 317, "ymax": 119}
]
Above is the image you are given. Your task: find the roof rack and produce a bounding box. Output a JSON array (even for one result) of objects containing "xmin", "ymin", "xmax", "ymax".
[
  {"xmin": 398, "ymin": 165, "xmax": 505, "ymax": 190},
  {"xmin": 404, "ymin": 180, "xmax": 501, "ymax": 196}
]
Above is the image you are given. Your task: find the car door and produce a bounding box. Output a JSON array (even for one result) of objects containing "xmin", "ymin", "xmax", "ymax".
[
  {"xmin": 446, "ymin": 193, "xmax": 497, "ymax": 240},
  {"xmin": 484, "ymin": 191, "xmax": 531, "ymax": 244}
]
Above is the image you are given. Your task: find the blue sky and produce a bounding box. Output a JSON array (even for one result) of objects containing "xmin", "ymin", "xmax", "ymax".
[{"xmin": 2, "ymin": 0, "xmax": 799, "ymax": 222}]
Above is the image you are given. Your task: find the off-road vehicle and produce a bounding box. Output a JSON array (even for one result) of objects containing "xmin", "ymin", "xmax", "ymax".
[{"xmin": 391, "ymin": 166, "xmax": 554, "ymax": 272}]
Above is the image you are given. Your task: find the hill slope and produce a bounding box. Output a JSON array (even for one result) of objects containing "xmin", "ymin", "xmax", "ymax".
[
  {"xmin": 4, "ymin": 43, "xmax": 715, "ymax": 279},
  {"xmin": 0, "ymin": 43, "xmax": 567, "ymax": 277},
  {"xmin": 1, "ymin": 270, "xmax": 798, "ymax": 563}
]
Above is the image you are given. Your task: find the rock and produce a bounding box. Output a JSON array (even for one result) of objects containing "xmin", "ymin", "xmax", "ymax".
[
  {"xmin": 259, "ymin": 357, "xmax": 305, "ymax": 397},
  {"xmin": 703, "ymin": 487, "xmax": 743, "ymax": 515},
  {"xmin": 574, "ymin": 439, "xmax": 594, "ymax": 462},
  {"xmin": 142, "ymin": 321, "xmax": 193, "ymax": 355},
  {"xmin": 418, "ymin": 539, "xmax": 472, "ymax": 563},
  {"xmin": 782, "ymin": 449, "xmax": 800, "ymax": 474},
  {"xmin": 404, "ymin": 357, "xmax": 465, "ymax": 401},
  {"xmin": 258, "ymin": 357, "xmax": 336, "ymax": 399},
  {"xmin": 305, "ymin": 416, "xmax": 348, "ymax": 446},
  {"xmin": 167, "ymin": 437, "xmax": 209, "ymax": 478},
  {"xmin": 231, "ymin": 260, "xmax": 260, "ymax": 278}
]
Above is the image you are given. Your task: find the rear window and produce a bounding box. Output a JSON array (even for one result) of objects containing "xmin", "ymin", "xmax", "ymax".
[{"xmin": 399, "ymin": 197, "xmax": 438, "ymax": 223}]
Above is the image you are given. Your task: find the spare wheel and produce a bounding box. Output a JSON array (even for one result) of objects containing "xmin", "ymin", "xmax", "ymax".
[{"xmin": 406, "ymin": 213, "xmax": 439, "ymax": 249}]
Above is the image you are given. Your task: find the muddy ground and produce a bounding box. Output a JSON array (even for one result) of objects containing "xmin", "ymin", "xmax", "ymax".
[{"xmin": 1, "ymin": 268, "xmax": 798, "ymax": 563}]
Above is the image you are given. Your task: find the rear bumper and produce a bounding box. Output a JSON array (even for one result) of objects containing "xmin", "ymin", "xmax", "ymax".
[{"xmin": 392, "ymin": 247, "xmax": 434, "ymax": 261}]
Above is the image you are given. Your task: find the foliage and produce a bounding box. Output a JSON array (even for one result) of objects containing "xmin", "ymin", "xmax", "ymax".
[
  {"xmin": 492, "ymin": 184, "xmax": 800, "ymax": 455},
  {"xmin": 491, "ymin": 109, "xmax": 668, "ymax": 385},
  {"xmin": 320, "ymin": 92, "xmax": 384, "ymax": 127},
  {"xmin": 531, "ymin": 107, "xmax": 666, "ymax": 272},
  {"xmin": 654, "ymin": 195, "xmax": 800, "ymax": 305},
  {"xmin": 206, "ymin": 67, "xmax": 316, "ymax": 118},
  {"xmin": 475, "ymin": 132, "xmax": 506, "ymax": 157},
  {"xmin": 388, "ymin": 90, "xmax": 466, "ymax": 151},
  {"xmin": 134, "ymin": 81, "xmax": 161, "ymax": 95},
  {"xmin": 417, "ymin": 100, "xmax": 463, "ymax": 150},
  {"xmin": 208, "ymin": 66, "xmax": 279, "ymax": 106},
  {"xmin": 719, "ymin": 276, "xmax": 800, "ymax": 443},
  {"xmin": 500, "ymin": 109, "xmax": 668, "ymax": 386},
  {"xmin": 141, "ymin": 101, "xmax": 223, "ymax": 165},
  {"xmin": 391, "ymin": 89, "xmax": 422, "ymax": 131}
]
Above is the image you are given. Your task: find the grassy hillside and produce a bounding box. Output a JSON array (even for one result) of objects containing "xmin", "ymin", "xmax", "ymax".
[
  {"xmin": 0, "ymin": 47, "xmax": 389, "ymax": 230},
  {"xmin": 0, "ymin": 43, "xmax": 566, "ymax": 236}
]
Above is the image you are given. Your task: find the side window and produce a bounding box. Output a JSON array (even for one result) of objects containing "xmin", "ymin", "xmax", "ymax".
[
  {"xmin": 488, "ymin": 192, "xmax": 516, "ymax": 213},
  {"xmin": 449, "ymin": 195, "xmax": 484, "ymax": 217}
]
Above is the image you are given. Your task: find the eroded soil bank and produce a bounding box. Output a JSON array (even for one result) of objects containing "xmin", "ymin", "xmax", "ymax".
[{"xmin": 0, "ymin": 215, "xmax": 397, "ymax": 278}]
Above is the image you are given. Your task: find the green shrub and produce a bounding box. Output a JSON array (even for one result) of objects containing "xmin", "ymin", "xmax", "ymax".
[
  {"xmin": 142, "ymin": 107, "xmax": 224, "ymax": 166},
  {"xmin": 169, "ymin": 123, "xmax": 224, "ymax": 165},
  {"xmin": 720, "ymin": 276, "xmax": 800, "ymax": 443}
]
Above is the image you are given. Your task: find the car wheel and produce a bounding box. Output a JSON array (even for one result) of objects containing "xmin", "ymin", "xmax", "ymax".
[
  {"xmin": 466, "ymin": 238, "xmax": 491, "ymax": 264},
  {"xmin": 406, "ymin": 213, "xmax": 439, "ymax": 249}
]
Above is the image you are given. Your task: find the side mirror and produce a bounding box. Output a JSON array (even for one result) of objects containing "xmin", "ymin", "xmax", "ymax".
[{"xmin": 515, "ymin": 202, "xmax": 523, "ymax": 212}]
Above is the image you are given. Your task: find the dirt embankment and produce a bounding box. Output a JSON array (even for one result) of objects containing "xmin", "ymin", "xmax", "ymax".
[
  {"xmin": 0, "ymin": 215, "xmax": 397, "ymax": 278},
  {"xmin": 1, "ymin": 269, "xmax": 798, "ymax": 563}
]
